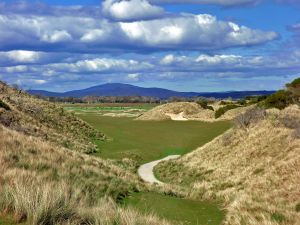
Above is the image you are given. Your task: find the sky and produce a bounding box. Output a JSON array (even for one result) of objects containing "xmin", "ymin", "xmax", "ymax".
[{"xmin": 0, "ymin": 0, "xmax": 300, "ymax": 92}]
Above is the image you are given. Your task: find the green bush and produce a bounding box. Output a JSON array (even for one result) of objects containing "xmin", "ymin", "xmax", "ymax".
[
  {"xmin": 296, "ymin": 203, "xmax": 300, "ymax": 212},
  {"xmin": 287, "ymin": 77, "xmax": 300, "ymax": 88},
  {"xmin": 245, "ymin": 95, "xmax": 268, "ymax": 104},
  {"xmin": 197, "ymin": 100, "xmax": 214, "ymax": 111},
  {"xmin": 237, "ymin": 99, "xmax": 247, "ymax": 105},
  {"xmin": 271, "ymin": 212, "xmax": 285, "ymax": 223},
  {"xmin": 263, "ymin": 90, "xmax": 293, "ymax": 110},
  {"xmin": 215, "ymin": 104, "xmax": 240, "ymax": 119},
  {"xmin": 286, "ymin": 77, "xmax": 300, "ymax": 99},
  {"xmin": 220, "ymin": 100, "xmax": 233, "ymax": 105},
  {"xmin": 0, "ymin": 99, "xmax": 10, "ymax": 110}
]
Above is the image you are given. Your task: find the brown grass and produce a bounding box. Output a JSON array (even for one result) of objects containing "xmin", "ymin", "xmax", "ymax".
[
  {"xmin": 0, "ymin": 82, "xmax": 104, "ymax": 153},
  {"xmin": 0, "ymin": 124, "xmax": 171, "ymax": 225},
  {"xmin": 136, "ymin": 102, "xmax": 254, "ymax": 122},
  {"xmin": 155, "ymin": 105, "xmax": 300, "ymax": 225},
  {"xmin": 0, "ymin": 81, "xmax": 172, "ymax": 225}
]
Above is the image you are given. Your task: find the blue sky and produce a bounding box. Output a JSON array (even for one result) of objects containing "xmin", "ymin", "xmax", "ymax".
[{"xmin": 0, "ymin": 0, "xmax": 299, "ymax": 92}]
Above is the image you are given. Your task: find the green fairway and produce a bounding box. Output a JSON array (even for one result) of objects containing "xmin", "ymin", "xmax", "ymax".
[
  {"xmin": 64, "ymin": 103, "xmax": 158, "ymax": 112},
  {"xmin": 124, "ymin": 192, "xmax": 224, "ymax": 225},
  {"xmin": 79, "ymin": 115, "xmax": 231, "ymax": 163},
  {"xmin": 0, "ymin": 217, "xmax": 18, "ymax": 225}
]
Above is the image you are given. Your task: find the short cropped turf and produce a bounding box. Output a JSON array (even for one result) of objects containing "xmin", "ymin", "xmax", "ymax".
[
  {"xmin": 0, "ymin": 217, "xmax": 18, "ymax": 225},
  {"xmin": 124, "ymin": 192, "xmax": 224, "ymax": 225},
  {"xmin": 63, "ymin": 103, "xmax": 158, "ymax": 112},
  {"xmin": 79, "ymin": 115, "xmax": 231, "ymax": 163}
]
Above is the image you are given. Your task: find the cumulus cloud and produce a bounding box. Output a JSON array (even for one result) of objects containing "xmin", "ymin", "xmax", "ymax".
[
  {"xmin": 46, "ymin": 58, "xmax": 154, "ymax": 74},
  {"xmin": 0, "ymin": 13, "xmax": 278, "ymax": 52},
  {"xmin": 127, "ymin": 73, "xmax": 140, "ymax": 81},
  {"xmin": 0, "ymin": 50, "xmax": 41, "ymax": 63},
  {"xmin": 149, "ymin": 0, "xmax": 260, "ymax": 6},
  {"xmin": 102, "ymin": 0, "xmax": 164, "ymax": 21},
  {"xmin": 119, "ymin": 14, "xmax": 278, "ymax": 50},
  {"xmin": 0, "ymin": 1, "xmax": 103, "ymax": 17},
  {"xmin": 41, "ymin": 30, "xmax": 73, "ymax": 43}
]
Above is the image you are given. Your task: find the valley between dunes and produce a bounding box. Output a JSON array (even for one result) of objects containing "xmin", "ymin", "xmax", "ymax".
[{"xmin": 1, "ymin": 80, "xmax": 300, "ymax": 225}]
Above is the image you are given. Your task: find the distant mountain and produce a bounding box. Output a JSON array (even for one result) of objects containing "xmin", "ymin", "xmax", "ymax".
[{"xmin": 28, "ymin": 83, "xmax": 275, "ymax": 99}]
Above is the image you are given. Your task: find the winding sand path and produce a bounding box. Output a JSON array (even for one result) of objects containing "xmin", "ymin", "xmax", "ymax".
[{"xmin": 138, "ymin": 155, "xmax": 181, "ymax": 184}]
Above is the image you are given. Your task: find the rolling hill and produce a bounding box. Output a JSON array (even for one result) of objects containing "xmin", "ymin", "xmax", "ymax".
[{"xmin": 28, "ymin": 83, "xmax": 275, "ymax": 99}]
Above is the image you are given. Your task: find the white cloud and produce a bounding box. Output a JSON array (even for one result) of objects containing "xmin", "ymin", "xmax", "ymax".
[
  {"xmin": 0, "ymin": 50, "xmax": 41, "ymax": 63},
  {"xmin": 127, "ymin": 73, "xmax": 140, "ymax": 81},
  {"xmin": 119, "ymin": 14, "xmax": 278, "ymax": 49},
  {"xmin": 80, "ymin": 29, "xmax": 105, "ymax": 42},
  {"xmin": 160, "ymin": 54, "xmax": 188, "ymax": 65},
  {"xmin": 102, "ymin": 0, "xmax": 164, "ymax": 21},
  {"xmin": 48, "ymin": 58, "xmax": 153, "ymax": 73},
  {"xmin": 195, "ymin": 54, "xmax": 242, "ymax": 64},
  {"xmin": 4, "ymin": 65, "xmax": 28, "ymax": 73},
  {"xmin": 149, "ymin": 0, "xmax": 259, "ymax": 6},
  {"xmin": 41, "ymin": 30, "xmax": 72, "ymax": 43},
  {"xmin": 0, "ymin": 14, "xmax": 278, "ymax": 52},
  {"xmin": 34, "ymin": 79, "xmax": 47, "ymax": 84}
]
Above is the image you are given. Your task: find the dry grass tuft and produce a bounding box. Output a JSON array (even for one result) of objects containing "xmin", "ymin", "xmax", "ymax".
[
  {"xmin": 0, "ymin": 83, "xmax": 104, "ymax": 153},
  {"xmin": 0, "ymin": 123, "xmax": 171, "ymax": 225},
  {"xmin": 155, "ymin": 105, "xmax": 300, "ymax": 225},
  {"xmin": 0, "ymin": 80, "xmax": 172, "ymax": 224}
]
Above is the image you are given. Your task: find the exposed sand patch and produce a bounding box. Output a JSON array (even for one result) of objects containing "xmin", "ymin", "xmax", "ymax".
[
  {"xmin": 137, "ymin": 102, "xmax": 252, "ymax": 121},
  {"xmin": 165, "ymin": 112, "xmax": 188, "ymax": 121}
]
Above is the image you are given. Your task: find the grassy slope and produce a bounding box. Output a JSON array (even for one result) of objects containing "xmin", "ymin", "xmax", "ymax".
[
  {"xmin": 0, "ymin": 82, "xmax": 170, "ymax": 225},
  {"xmin": 79, "ymin": 115, "xmax": 232, "ymax": 163},
  {"xmin": 0, "ymin": 125, "xmax": 173, "ymax": 225},
  {"xmin": 155, "ymin": 106, "xmax": 300, "ymax": 225},
  {"xmin": 0, "ymin": 217, "xmax": 17, "ymax": 225},
  {"xmin": 124, "ymin": 192, "xmax": 224, "ymax": 225},
  {"xmin": 0, "ymin": 82, "xmax": 104, "ymax": 153}
]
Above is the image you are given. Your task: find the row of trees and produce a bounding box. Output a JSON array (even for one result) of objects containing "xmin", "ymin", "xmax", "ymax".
[{"xmin": 34, "ymin": 95, "xmax": 218, "ymax": 104}]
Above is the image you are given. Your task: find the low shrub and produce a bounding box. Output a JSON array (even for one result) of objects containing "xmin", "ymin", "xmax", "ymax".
[
  {"xmin": 296, "ymin": 203, "xmax": 300, "ymax": 212},
  {"xmin": 215, "ymin": 104, "xmax": 240, "ymax": 119},
  {"xmin": 222, "ymin": 132, "xmax": 233, "ymax": 146},
  {"xmin": 246, "ymin": 95, "xmax": 268, "ymax": 104},
  {"xmin": 263, "ymin": 90, "xmax": 293, "ymax": 110},
  {"xmin": 220, "ymin": 100, "xmax": 233, "ymax": 105},
  {"xmin": 197, "ymin": 100, "xmax": 214, "ymax": 111},
  {"xmin": 0, "ymin": 112, "xmax": 16, "ymax": 127},
  {"xmin": 292, "ymin": 128, "xmax": 300, "ymax": 139},
  {"xmin": 0, "ymin": 99, "xmax": 10, "ymax": 110},
  {"xmin": 271, "ymin": 212, "xmax": 285, "ymax": 223},
  {"xmin": 234, "ymin": 107, "xmax": 266, "ymax": 129},
  {"xmin": 279, "ymin": 116, "xmax": 300, "ymax": 129},
  {"xmin": 237, "ymin": 99, "xmax": 247, "ymax": 105}
]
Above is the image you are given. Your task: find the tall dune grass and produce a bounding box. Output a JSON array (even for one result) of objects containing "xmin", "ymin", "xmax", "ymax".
[{"xmin": 155, "ymin": 106, "xmax": 300, "ymax": 225}]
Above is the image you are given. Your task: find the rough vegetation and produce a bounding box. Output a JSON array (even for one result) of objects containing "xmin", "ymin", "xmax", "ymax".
[
  {"xmin": 137, "ymin": 101, "xmax": 253, "ymax": 122},
  {"xmin": 155, "ymin": 105, "xmax": 300, "ymax": 225},
  {"xmin": 214, "ymin": 104, "xmax": 240, "ymax": 118},
  {"xmin": 262, "ymin": 78, "xmax": 300, "ymax": 110},
  {"xmin": 136, "ymin": 102, "xmax": 204, "ymax": 121},
  {"xmin": 0, "ymin": 81, "xmax": 104, "ymax": 153},
  {"xmin": 0, "ymin": 81, "xmax": 171, "ymax": 225}
]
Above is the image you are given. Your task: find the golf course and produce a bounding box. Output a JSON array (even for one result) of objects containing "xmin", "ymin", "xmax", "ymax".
[
  {"xmin": 68, "ymin": 104, "xmax": 232, "ymax": 225},
  {"xmin": 80, "ymin": 115, "xmax": 231, "ymax": 163}
]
